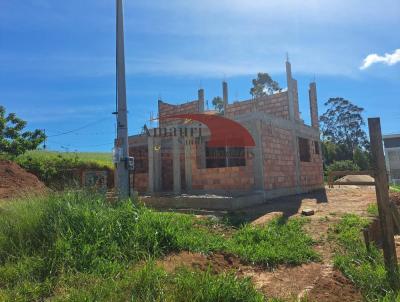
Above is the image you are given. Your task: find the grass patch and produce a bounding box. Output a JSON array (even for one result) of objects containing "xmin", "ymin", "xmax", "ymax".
[
  {"xmin": 367, "ymin": 203, "xmax": 379, "ymax": 216},
  {"xmin": 1, "ymin": 261, "xmax": 267, "ymax": 302},
  {"xmin": 0, "ymin": 191, "xmax": 225, "ymax": 273},
  {"xmin": 391, "ymin": 185, "xmax": 400, "ymax": 193},
  {"xmin": 331, "ymin": 214, "xmax": 399, "ymax": 301},
  {"xmin": 230, "ymin": 217, "xmax": 319, "ymax": 267},
  {"xmin": 15, "ymin": 150, "xmax": 112, "ymax": 188},
  {"xmin": 0, "ymin": 191, "xmax": 318, "ymax": 301},
  {"xmin": 48, "ymin": 262, "xmax": 267, "ymax": 302},
  {"xmin": 20, "ymin": 150, "xmax": 112, "ymax": 167}
]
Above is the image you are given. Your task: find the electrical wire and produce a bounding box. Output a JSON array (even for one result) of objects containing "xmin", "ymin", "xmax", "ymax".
[
  {"xmin": 46, "ymin": 140, "xmax": 114, "ymax": 149},
  {"xmin": 47, "ymin": 117, "xmax": 111, "ymax": 138}
]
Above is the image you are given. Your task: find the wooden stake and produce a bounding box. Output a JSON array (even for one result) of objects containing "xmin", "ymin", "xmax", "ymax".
[
  {"xmin": 363, "ymin": 228, "xmax": 370, "ymax": 252},
  {"xmin": 390, "ymin": 201, "xmax": 400, "ymax": 235},
  {"xmin": 368, "ymin": 117, "xmax": 399, "ymax": 289}
]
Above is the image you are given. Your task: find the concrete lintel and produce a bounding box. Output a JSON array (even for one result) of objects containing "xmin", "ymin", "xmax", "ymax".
[{"xmin": 234, "ymin": 111, "xmax": 320, "ymax": 140}]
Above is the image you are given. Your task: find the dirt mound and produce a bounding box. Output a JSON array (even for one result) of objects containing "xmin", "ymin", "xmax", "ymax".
[
  {"xmin": 307, "ymin": 268, "xmax": 363, "ymax": 302},
  {"xmin": 0, "ymin": 160, "xmax": 46, "ymax": 200},
  {"xmin": 336, "ymin": 174, "xmax": 375, "ymax": 183}
]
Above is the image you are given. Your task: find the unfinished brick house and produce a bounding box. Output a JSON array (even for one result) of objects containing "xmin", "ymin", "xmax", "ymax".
[{"xmin": 128, "ymin": 60, "xmax": 323, "ymax": 209}]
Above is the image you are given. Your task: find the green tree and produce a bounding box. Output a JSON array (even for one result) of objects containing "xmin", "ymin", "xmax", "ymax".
[
  {"xmin": 326, "ymin": 160, "xmax": 360, "ymax": 173},
  {"xmin": 353, "ymin": 147, "xmax": 371, "ymax": 170},
  {"xmin": 321, "ymin": 140, "xmax": 337, "ymax": 166},
  {"xmin": 0, "ymin": 106, "xmax": 45, "ymax": 157},
  {"xmin": 250, "ymin": 72, "xmax": 281, "ymax": 98},
  {"xmin": 211, "ymin": 96, "xmax": 224, "ymax": 113},
  {"xmin": 320, "ymin": 97, "xmax": 369, "ymax": 160}
]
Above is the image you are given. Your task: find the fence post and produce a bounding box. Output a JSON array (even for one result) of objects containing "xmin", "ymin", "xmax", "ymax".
[{"xmin": 368, "ymin": 117, "xmax": 399, "ymax": 289}]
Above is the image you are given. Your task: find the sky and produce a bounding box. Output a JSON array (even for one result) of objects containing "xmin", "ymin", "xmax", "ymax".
[{"xmin": 0, "ymin": 0, "xmax": 399, "ymax": 152}]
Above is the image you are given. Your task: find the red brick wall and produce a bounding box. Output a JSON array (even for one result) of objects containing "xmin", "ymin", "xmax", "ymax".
[
  {"xmin": 225, "ymin": 92, "xmax": 290, "ymax": 120},
  {"xmin": 190, "ymin": 146, "xmax": 255, "ymax": 192},
  {"xmin": 299, "ymin": 140, "xmax": 323, "ymax": 187},
  {"xmin": 129, "ymin": 145, "xmax": 148, "ymax": 173},
  {"xmin": 158, "ymin": 100, "xmax": 200, "ymax": 127},
  {"xmin": 261, "ymin": 123, "xmax": 297, "ymax": 190},
  {"xmin": 133, "ymin": 173, "xmax": 148, "ymax": 193}
]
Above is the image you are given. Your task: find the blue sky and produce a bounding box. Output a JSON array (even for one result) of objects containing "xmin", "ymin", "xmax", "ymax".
[{"xmin": 0, "ymin": 0, "xmax": 399, "ymax": 152}]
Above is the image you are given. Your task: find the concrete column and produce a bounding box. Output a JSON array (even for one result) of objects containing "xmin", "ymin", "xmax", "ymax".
[
  {"xmin": 172, "ymin": 136, "xmax": 181, "ymax": 194},
  {"xmin": 309, "ymin": 82, "xmax": 319, "ymax": 129},
  {"xmin": 285, "ymin": 60, "xmax": 295, "ymax": 121},
  {"xmin": 251, "ymin": 120, "xmax": 265, "ymax": 191},
  {"xmin": 222, "ymin": 81, "xmax": 228, "ymax": 114},
  {"xmin": 147, "ymin": 137, "xmax": 155, "ymax": 193},
  {"xmin": 198, "ymin": 89, "xmax": 204, "ymax": 113},
  {"xmin": 153, "ymin": 137, "xmax": 162, "ymax": 192},
  {"xmin": 184, "ymin": 139, "xmax": 192, "ymax": 191},
  {"xmin": 292, "ymin": 79, "xmax": 300, "ymax": 121}
]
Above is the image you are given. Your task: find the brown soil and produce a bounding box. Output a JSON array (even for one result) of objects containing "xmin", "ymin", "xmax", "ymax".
[
  {"xmin": 391, "ymin": 192, "xmax": 400, "ymax": 205},
  {"xmin": 157, "ymin": 252, "xmax": 363, "ymax": 301},
  {"xmin": 306, "ymin": 269, "xmax": 363, "ymax": 302},
  {"xmin": 157, "ymin": 251, "xmax": 248, "ymax": 274},
  {"xmin": 157, "ymin": 187, "xmax": 374, "ymax": 301},
  {"xmin": 0, "ymin": 160, "xmax": 46, "ymax": 200}
]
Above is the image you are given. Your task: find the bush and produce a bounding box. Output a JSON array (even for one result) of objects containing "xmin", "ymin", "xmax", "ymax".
[{"xmin": 326, "ymin": 160, "xmax": 360, "ymax": 173}]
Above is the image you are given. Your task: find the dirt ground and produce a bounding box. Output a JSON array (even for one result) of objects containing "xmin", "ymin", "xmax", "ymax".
[
  {"xmin": 0, "ymin": 160, "xmax": 46, "ymax": 200},
  {"xmin": 157, "ymin": 186, "xmax": 379, "ymax": 301}
]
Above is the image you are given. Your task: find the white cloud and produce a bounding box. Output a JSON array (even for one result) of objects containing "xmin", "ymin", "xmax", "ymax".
[{"xmin": 360, "ymin": 49, "xmax": 400, "ymax": 70}]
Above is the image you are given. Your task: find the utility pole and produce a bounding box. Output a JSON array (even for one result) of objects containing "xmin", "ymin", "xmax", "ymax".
[
  {"xmin": 43, "ymin": 129, "xmax": 47, "ymax": 150},
  {"xmin": 114, "ymin": 0, "xmax": 130, "ymax": 199}
]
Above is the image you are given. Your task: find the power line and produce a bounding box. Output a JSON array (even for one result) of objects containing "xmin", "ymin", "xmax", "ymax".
[
  {"xmin": 46, "ymin": 140, "xmax": 114, "ymax": 149},
  {"xmin": 47, "ymin": 117, "xmax": 111, "ymax": 138}
]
